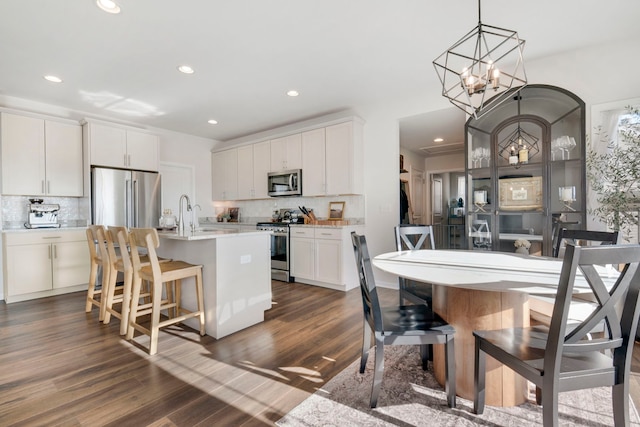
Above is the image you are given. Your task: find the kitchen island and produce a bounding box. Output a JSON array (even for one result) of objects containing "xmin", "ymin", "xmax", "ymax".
[{"xmin": 157, "ymin": 227, "xmax": 271, "ymax": 339}]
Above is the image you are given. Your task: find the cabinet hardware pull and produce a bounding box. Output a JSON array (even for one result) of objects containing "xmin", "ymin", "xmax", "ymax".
[
  {"xmin": 47, "ymin": 180, "xmax": 50, "ymax": 194},
  {"xmin": 42, "ymin": 180, "xmax": 45, "ymax": 194},
  {"xmin": 53, "ymin": 245, "xmax": 57, "ymax": 258},
  {"xmin": 124, "ymin": 154, "xmax": 127, "ymax": 166},
  {"xmin": 128, "ymin": 154, "xmax": 131, "ymax": 166},
  {"xmin": 42, "ymin": 236, "xmax": 61, "ymax": 239},
  {"xmin": 48, "ymin": 246, "xmax": 51, "ymax": 259}
]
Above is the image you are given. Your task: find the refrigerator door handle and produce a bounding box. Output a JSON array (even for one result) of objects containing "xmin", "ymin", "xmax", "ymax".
[
  {"xmin": 125, "ymin": 179, "xmax": 132, "ymax": 228},
  {"xmin": 133, "ymin": 179, "xmax": 139, "ymax": 227}
]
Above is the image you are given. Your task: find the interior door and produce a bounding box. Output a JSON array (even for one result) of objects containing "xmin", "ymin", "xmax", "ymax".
[
  {"xmin": 431, "ymin": 175, "xmax": 443, "ymax": 225},
  {"xmin": 411, "ymin": 166, "xmax": 425, "ymax": 224}
]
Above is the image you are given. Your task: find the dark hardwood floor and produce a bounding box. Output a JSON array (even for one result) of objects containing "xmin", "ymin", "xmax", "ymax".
[{"xmin": 1, "ymin": 281, "xmax": 640, "ymax": 426}]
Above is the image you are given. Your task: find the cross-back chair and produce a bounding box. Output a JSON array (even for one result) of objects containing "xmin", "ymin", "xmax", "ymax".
[
  {"xmin": 553, "ymin": 227, "xmax": 619, "ymax": 258},
  {"xmin": 470, "ymin": 219, "xmax": 491, "ymax": 250},
  {"xmin": 394, "ymin": 224, "xmax": 435, "ymax": 306},
  {"xmin": 474, "ymin": 243, "xmax": 640, "ymax": 426},
  {"xmin": 351, "ymin": 232, "xmax": 456, "ymax": 409}
]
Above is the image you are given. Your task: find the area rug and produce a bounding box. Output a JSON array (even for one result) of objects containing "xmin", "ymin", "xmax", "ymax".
[{"xmin": 277, "ymin": 346, "xmax": 640, "ymax": 426}]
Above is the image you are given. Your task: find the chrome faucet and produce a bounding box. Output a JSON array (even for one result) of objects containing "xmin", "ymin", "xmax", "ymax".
[{"xmin": 178, "ymin": 194, "xmax": 192, "ymax": 233}]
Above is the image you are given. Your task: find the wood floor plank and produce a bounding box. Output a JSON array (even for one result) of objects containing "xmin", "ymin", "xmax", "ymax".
[{"xmin": 1, "ymin": 280, "xmax": 639, "ymax": 427}]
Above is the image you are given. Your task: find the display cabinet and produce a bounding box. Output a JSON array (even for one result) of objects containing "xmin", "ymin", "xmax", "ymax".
[{"xmin": 465, "ymin": 85, "xmax": 585, "ymax": 256}]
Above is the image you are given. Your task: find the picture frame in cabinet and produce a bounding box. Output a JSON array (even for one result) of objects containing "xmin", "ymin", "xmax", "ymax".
[
  {"xmin": 328, "ymin": 201, "xmax": 345, "ymax": 220},
  {"xmin": 499, "ymin": 176, "xmax": 543, "ymax": 211}
]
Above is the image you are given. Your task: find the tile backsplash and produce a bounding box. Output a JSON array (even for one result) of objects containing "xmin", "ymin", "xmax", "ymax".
[{"xmin": 1, "ymin": 195, "xmax": 90, "ymax": 229}]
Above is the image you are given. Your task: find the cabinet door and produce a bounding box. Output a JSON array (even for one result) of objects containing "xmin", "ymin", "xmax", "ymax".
[
  {"xmin": 1, "ymin": 113, "xmax": 46, "ymax": 195},
  {"xmin": 302, "ymin": 128, "xmax": 326, "ymax": 196},
  {"xmin": 89, "ymin": 123, "xmax": 127, "ymax": 168},
  {"xmin": 45, "ymin": 121, "xmax": 83, "ymax": 196},
  {"xmin": 325, "ymin": 122, "xmax": 353, "ymax": 195},
  {"xmin": 290, "ymin": 237, "xmax": 314, "ymax": 280},
  {"xmin": 237, "ymin": 145, "xmax": 254, "ymax": 199},
  {"xmin": 5, "ymin": 243, "xmax": 52, "ymax": 296},
  {"xmin": 315, "ymin": 239, "xmax": 342, "ymax": 285},
  {"xmin": 270, "ymin": 134, "xmax": 302, "ymax": 171},
  {"xmin": 252, "ymin": 141, "xmax": 271, "ymax": 199},
  {"xmin": 126, "ymin": 130, "xmax": 159, "ymax": 171},
  {"xmin": 212, "ymin": 149, "xmax": 238, "ymax": 200},
  {"xmin": 52, "ymin": 240, "xmax": 90, "ymax": 289}
]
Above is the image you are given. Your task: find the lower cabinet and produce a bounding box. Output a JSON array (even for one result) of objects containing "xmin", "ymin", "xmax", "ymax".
[
  {"xmin": 3, "ymin": 229, "xmax": 90, "ymax": 303},
  {"xmin": 290, "ymin": 225, "xmax": 362, "ymax": 291}
]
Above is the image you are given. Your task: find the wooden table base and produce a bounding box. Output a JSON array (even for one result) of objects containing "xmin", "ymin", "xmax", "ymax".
[{"xmin": 432, "ymin": 285, "xmax": 529, "ymax": 407}]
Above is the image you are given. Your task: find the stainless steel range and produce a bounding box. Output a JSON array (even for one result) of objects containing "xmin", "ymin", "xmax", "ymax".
[
  {"xmin": 257, "ymin": 221, "xmax": 291, "ymax": 282},
  {"xmin": 257, "ymin": 209, "xmax": 304, "ymax": 282}
]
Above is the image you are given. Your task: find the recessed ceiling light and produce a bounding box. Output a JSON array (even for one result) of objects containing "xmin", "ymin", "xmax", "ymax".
[
  {"xmin": 43, "ymin": 75, "xmax": 63, "ymax": 83},
  {"xmin": 178, "ymin": 65, "xmax": 195, "ymax": 74},
  {"xmin": 434, "ymin": 137, "xmax": 444, "ymax": 143},
  {"xmin": 207, "ymin": 119, "xmax": 218, "ymax": 125},
  {"xmin": 96, "ymin": 0, "xmax": 121, "ymax": 14},
  {"xmin": 287, "ymin": 90, "xmax": 299, "ymax": 97}
]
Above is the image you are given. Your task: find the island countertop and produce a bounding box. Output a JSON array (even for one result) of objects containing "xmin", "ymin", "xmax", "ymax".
[{"xmin": 158, "ymin": 228, "xmax": 270, "ymax": 241}]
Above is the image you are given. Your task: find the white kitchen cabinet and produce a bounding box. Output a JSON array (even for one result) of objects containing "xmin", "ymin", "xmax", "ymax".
[
  {"xmin": 290, "ymin": 225, "xmax": 361, "ymax": 291},
  {"xmin": 290, "ymin": 227, "xmax": 315, "ymax": 281},
  {"xmin": 236, "ymin": 141, "xmax": 270, "ymax": 199},
  {"xmin": 270, "ymin": 133, "xmax": 302, "ymax": 171},
  {"xmin": 212, "ymin": 148, "xmax": 238, "ymax": 201},
  {"xmin": 301, "ymin": 128, "xmax": 326, "ymax": 196},
  {"xmin": 3, "ymin": 230, "xmax": 90, "ymax": 303},
  {"xmin": 325, "ymin": 121, "xmax": 363, "ymax": 195},
  {"xmin": 87, "ymin": 121, "xmax": 159, "ymax": 171},
  {"xmin": 1, "ymin": 112, "xmax": 83, "ymax": 197}
]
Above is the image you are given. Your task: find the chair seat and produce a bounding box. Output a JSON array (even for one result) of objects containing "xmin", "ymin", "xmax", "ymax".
[
  {"xmin": 381, "ymin": 305, "xmax": 452, "ymax": 335},
  {"xmin": 475, "ymin": 326, "xmax": 616, "ymax": 384}
]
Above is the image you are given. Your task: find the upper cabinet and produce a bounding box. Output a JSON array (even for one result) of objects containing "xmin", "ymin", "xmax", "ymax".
[
  {"xmin": 212, "ymin": 148, "xmax": 238, "ymax": 201},
  {"xmin": 325, "ymin": 121, "xmax": 363, "ymax": 195},
  {"xmin": 465, "ymin": 85, "xmax": 585, "ymax": 256},
  {"xmin": 237, "ymin": 141, "xmax": 270, "ymax": 200},
  {"xmin": 301, "ymin": 128, "xmax": 326, "ymax": 196},
  {"xmin": 1, "ymin": 112, "xmax": 83, "ymax": 197},
  {"xmin": 270, "ymin": 133, "xmax": 301, "ymax": 172},
  {"xmin": 85, "ymin": 121, "xmax": 159, "ymax": 171}
]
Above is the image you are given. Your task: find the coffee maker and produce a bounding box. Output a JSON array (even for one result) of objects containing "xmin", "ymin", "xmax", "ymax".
[{"xmin": 25, "ymin": 200, "xmax": 60, "ymax": 229}]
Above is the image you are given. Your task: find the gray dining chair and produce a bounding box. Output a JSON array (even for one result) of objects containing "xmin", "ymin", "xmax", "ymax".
[
  {"xmin": 351, "ymin": 232, "xmax": 456, "ymax": 408},
  {"xmin": 394, "ymin": 224, "xmax": 435, "ymax": 306},
  {"xmin": 553, "ymin": 227, "xmax": 619, "ymax": 258},
  {"xmin": 473, "ymin": 243, "xmax": 640, "ymax": 426}
]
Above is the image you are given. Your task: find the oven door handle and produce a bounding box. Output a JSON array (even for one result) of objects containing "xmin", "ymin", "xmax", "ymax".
[{"xmin": 271, "ymin": 232, "xmax": 288, "ymax": 237}]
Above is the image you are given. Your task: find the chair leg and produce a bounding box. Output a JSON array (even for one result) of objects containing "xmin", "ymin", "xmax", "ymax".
[
  {"xmin": 541, "ymin": 381, "xmax": 559, "ymax": 427},
  {"xmin": 148, "ymin": 279, "xmax": 163, "ymax": 356},
  {"xmin": 370, "ymin": 334, "xmax": 385, "ymax": 408},
  {"xmin": 612, "ymin": 382, "xmax": 629, "ymax": 427},
  {"xmin": 98, "ymin": 266, "xmax": 110, "ymax": 322},
  {"xmin": 126, "ymin": 275, "xmax": 143, "ymax": 341},
  {"xmin": 360, "ymin": 320, "xmax": 371, "ymax": 374},
  {"xmin": 119, "ymin": 270, "xmax": 133, "ymax": 336},
  {"xmin": 445, "ymin": 336, "xmax": 456, "ymax": 408},
  {"xmin": 195, "ymin": 269, "xmax": 205, "ymax": 335},
  {"xmin": 420, "ymin": 344, "xmax": 430, "ymax": 370},
  {"xmin": 536, "ymin": 386, "xmax": 542, "ymax": 405},
  {"xmin": 102, "ymin": 266, "xmax": 117, "ymax": 325},
  {"xmin": 473, "ymin": 336, "xmax": 486, "ymax": 414}
]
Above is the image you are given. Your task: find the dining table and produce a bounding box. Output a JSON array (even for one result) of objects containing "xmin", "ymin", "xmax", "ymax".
[{"xmin": 372, "ymin": 249, "xmax": 617, "ymax": 407}]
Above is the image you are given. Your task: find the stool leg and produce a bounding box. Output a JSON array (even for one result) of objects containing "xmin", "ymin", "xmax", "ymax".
[
  {"xmin": 98, "ymin": 266, "xmax": 110, "ymax": 322},
  {"xmin": 86, "ymin": 261, "xmax": 98, "ymax": 312},
  {"xmin": 149, "ymin": 279, "xmax": 163, "ymax": 356},
  {"xmin": 127, "ymin": 275, "xmax": 143, "ymax": 341},
  {"xmin": 102, "ymin": 266, "xmax": 117, "ymax": 325},
  {"xmin": 196, "ymin": 269, "xmax": 205, "ymax": 336},
  {"xmin": 119, "ymin": 269, "xmax": 133, "ymax": 336},
  {"xmin": 174, "ymin": 279, "xmax": 181, "ymax": 318}
]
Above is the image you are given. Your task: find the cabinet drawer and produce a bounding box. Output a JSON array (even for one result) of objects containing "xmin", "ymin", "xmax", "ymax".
[
  {"xmin": 4, "ymin": 229, "xmax": 87, "ymax": 246},
  {"xmin": 314, "ymin": 228, "xmax": 342, "ymax": 240},
  {"xmin": 290, "ymin": 227, "xmax": 314, "ymax": 238}
]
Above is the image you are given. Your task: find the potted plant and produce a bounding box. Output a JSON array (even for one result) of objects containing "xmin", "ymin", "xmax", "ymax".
[{"xmin": 586, "ymin": 106, "xmax": 640, "ymax": 241}]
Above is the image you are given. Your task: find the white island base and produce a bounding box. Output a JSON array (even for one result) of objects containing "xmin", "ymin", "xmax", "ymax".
[{"xmin": 158, "ymin": 230, "xmax": 271, "ymax": 339}]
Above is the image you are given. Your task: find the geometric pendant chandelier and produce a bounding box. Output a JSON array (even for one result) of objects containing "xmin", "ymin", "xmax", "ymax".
[{"xmin": 433, "ymin": 0, "xmax": 527, "ymax": 119}]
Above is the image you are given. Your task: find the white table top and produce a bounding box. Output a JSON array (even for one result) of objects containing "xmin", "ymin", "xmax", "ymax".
[{"xmin": 372, "ymin": 249, "xmax": 618, "ymax": 295}]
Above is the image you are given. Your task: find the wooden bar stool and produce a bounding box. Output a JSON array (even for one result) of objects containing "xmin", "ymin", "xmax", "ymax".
[
  {"xmin": 126, "ymin": 228, "xmax": 205, "ymax": 355},
  {"xmin": 85, "ymin": 225, "xmax": 110, "ymax": 321}
]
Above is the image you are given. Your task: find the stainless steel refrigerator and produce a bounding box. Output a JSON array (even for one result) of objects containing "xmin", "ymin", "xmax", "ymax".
[{"xmin": 91, "ymin": 167, "xmax": 161, "ymax": 228}]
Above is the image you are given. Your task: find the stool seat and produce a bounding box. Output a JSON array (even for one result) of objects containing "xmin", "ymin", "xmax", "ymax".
[{"xmin": 126, "ymin": 227, "xmax": 205, "ymax": 355}]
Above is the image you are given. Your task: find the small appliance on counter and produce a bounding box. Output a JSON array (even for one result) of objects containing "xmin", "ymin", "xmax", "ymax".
[{"xmin": 24, "ymin": 200, "xmax": 60, "ymax": 229}]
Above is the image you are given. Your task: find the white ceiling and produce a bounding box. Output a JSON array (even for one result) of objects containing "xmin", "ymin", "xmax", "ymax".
[{"xmin": 1, "ymin": 1, "xmax": 638, "ymax": 148}]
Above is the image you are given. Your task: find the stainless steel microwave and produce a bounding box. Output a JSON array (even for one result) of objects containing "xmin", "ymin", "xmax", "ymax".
[{"xmin": 268, "ymin": 169, "xmax": 302, "ymax": 197}]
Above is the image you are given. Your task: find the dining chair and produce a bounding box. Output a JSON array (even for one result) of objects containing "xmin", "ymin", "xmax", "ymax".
[
  {"xmin": 552, "ymin": 227, "xmax": 619, "ymax": 258},
  {"xmin": 469, "ymin": 220, "xmax": 491, "ymax": 250},
  {"xmin": 394, "ymin": 224, "xmax": 435, "ymax": 306},
  {"xmin": 473, "ymin": 243, "xmax": 640, "ymax": 426},
  {"xmin": 351, "ymin": 232, "xmax": 456, "ymax": 408},
  {"xmin": 85, "ymin": 225, "xmax": 110, "ymax": 321},
  {"xmin": 127, "ymin": 228, "xmax": 205, "ymax": 355}
]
